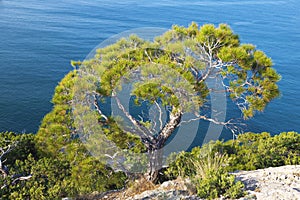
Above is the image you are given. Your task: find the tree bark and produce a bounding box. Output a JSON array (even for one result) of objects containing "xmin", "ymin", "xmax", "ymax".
[
  {"xmin": 146, "ymin": 147, "xmax": 164, "ymax": 183},
  {"xmin": 145, "ymin": 111, "xmax": 182, "ymax": 183}
]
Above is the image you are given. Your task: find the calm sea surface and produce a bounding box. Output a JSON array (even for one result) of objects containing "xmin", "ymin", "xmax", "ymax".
[{"xmin": 0, "ymin": 0, "xmax": 299, "ymax": 140}]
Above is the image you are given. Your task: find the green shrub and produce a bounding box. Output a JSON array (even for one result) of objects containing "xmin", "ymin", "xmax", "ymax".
[
  {"xmin": 192, "ymin": 147, "xmax": 245, "ymax": 199},
  {"xmin": 194, "ymin": 170, "xmax": 245, "ymax": 199},
  {"xmin": 213, "ymin": 131, "xmax": 300, "ymax": 171},
  {"xmin": 166, "ymin": 143, "xmax": 246, "ymax": 199},
  {"xmin": 166, "ymin": 131, "xmax": 300, "ymax": 199}
]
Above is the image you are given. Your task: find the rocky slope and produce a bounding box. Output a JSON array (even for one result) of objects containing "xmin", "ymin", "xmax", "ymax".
[
  {"xmin": 98, "ymin": 165, "xmax": 300, "ymax": 200},
  {"xmin": 233, "ymin": 165, "xmax": 300, "ymax": 200}
]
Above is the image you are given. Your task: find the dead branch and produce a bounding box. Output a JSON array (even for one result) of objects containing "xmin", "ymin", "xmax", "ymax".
[
  {"xmin": 0, "ymin": 142, "xmax": 17, "ymax": 177},
  {"xmin": 0, "ymin": 142, "xmax": 32, "ymax": 190},
  {"xmin": 92, "ymin": 93, "xmax": 108, "ymax": 121}
]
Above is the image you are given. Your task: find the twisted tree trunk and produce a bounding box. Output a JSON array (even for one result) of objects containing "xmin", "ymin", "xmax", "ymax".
[{"xmin": 146, "ymin": 111, "xmax": 182, "ymax": 183}]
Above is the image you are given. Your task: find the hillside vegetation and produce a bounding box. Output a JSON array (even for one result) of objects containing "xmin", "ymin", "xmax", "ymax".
[
  {"xmin": 0, "ymin": 73, "xmax": 299, "ymax": 199},
  {"xmin": 0, "ymin": 67, "xmax": 297, "ymax": 199}
]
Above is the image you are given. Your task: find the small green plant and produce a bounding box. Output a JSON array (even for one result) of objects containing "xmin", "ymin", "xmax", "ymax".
[
  {"xmin": 191, "ymin": 147, "xmax": 245, "ymax": 199},
  {"xmin": 192, "ymin": 151, "xmax": 228, "ymax": 180},
  {"xmin": 193, "ymin": 169, "xmax": 245, "ymax": 199},
  {"xmin": 166, "ymin": 143, "xmax": 246, "ymax": 199}
]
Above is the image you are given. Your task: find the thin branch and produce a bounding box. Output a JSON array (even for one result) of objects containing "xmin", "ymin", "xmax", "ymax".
[
  {"xmin": 0, "ymin": 144, "xmax": 15, "ymax": 160},
  {"xmin": 92, "ymin": 93, "xmax": 108, "ymax": 121},
  {"xmin": 144, "ymin": 49, "xmax": 154, "ymax": 64},
  {"xmin": 113, "ymin": 93, "xmax": 155, "ymax": 144},
  {"xmin": 0, "ymin": 142, "xmax": 32, "ymax": 190},
  {"xmin": 154, "ymin": 101, "xmax": 164, "ymax": 130},
  {"xmin": 11, "ymin": 175, "xmax": 32, "ymax": 185},
  {"xmin": 1, "ymin": 175, "xmax": 32, "ymax": 190},
  {"xmin": 0, "ymin": 142, "xmax": 18, "ymax": 177},
  {"xmin": 179, "ymin": 114, "xmax": 244, "ymax": 136}
]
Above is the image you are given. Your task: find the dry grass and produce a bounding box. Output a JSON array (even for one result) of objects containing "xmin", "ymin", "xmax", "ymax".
[
  {"xmin": 122, "ymin": 176, "xmax": 158, "ymax": 198},
  {"xmin": 77, "ymin": 176, "xmax": 197, "ymax": 200},
  {"xmin": 193, "ymin": 151, "xmax": 228, "ymax": 180},
  {"xmin": 93, "ymin": 175, "xmax": 158, "ymax": 200}
]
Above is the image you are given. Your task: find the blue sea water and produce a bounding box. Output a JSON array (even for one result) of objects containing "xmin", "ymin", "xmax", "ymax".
[{"xmin": 0, "ymin": 0, "xmax": 299, "ymax": 139}]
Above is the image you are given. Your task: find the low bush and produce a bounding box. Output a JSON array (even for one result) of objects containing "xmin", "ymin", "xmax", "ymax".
[
  {"xmin": 166, "ymin": 131, "xmax": 300, "ymax": 199},
  {"xmin": 166, "ymin": 143, "xmax": 246, "ymax": 199}
]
